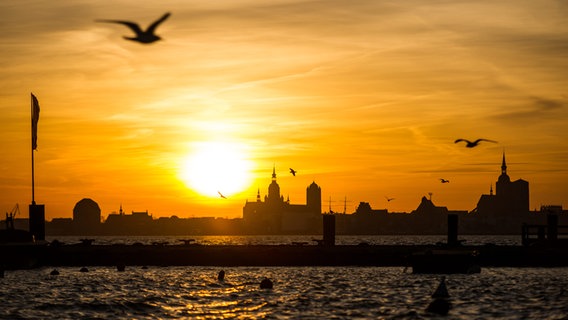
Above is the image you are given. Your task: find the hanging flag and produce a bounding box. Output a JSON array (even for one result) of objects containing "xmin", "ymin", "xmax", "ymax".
[{"xmin": 31, "ymin": 93, "xmax": 40, "ymax": 150}]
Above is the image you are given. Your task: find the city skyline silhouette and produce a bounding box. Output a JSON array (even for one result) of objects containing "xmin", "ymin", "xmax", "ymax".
[{"xmin": 5, "ymin": 153, "xmax": 563, "ymax": 238}]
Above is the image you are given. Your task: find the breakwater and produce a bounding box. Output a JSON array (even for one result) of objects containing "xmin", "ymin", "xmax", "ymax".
[
  {"xmin": 2, "ymin": 243, "xmax": 568, "ymax": 269},
  {"xmin": 3, "ymin": 212, "xmax": 564, "ymax": 270}
]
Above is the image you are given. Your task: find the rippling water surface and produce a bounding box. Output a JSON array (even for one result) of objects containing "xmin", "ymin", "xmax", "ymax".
[
  {"xmin": 47, "ymin": 234, "xmax": 522, "ymax": 246},
  {"xmin": 1, "ymin": 266, "xmax": 567, "ymax": 319}
]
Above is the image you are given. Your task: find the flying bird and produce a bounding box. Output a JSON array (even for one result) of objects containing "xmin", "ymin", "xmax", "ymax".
[
  {"xmin": 218, "ymin": 191, "xmax": 227, "ymax": 199},
  {"xmin": 454, "ymin": 138, "xmax": 498, "ymax": 148},
  {"xmin": 385, "ymin": 196, "xmax": 395, "ymax": 202},
  {"xmin": 289, "ymin": 168, "xmax": 297, "ymax": 176},
  {"xmin": 440, "ymin": 179, "xmax": 450, "ymax": 183},
  {"xmin": 96, "ymin": 12, "xmax": 171, "ymax": 44}
]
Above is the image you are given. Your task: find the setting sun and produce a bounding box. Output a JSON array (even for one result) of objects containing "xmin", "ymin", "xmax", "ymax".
[{"xmin": 180, "ymin": 141, "xmax": 253, "ymax": 198}]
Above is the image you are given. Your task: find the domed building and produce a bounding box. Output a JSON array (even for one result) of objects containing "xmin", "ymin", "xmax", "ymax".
[
  {"xmin": 471, "ymin": 153, "xmax": 529, "ymax": 233},
  {"xmin": 73, "ymin": 198, "xmax": 101, "ymax": 234},
  {"xmin": 243, "ymin": 167, "xmax": 322, "ymax": 234}
]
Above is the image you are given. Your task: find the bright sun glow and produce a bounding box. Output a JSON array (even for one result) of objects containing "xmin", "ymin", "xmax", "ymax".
[{"xmin": 180, "ymin": 141, "xmax": 253, "ymax": 198}]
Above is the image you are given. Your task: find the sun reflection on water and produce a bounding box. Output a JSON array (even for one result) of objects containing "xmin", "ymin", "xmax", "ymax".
[{"xmin": 1, "ymin": 266, "xmax": 568, "ymax": 319}]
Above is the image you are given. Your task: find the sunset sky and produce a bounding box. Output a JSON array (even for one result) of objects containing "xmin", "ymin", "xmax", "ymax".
[{"xmin": 1, "ymin": 0, "xmax": 567, "ymax": 220}]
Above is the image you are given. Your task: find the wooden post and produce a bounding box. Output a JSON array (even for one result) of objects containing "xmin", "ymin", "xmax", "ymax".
[
  {"xmin": 547, "ymin": 214, "xmax": 558, "ymax": 241},
  {"xmin": 29, "ymin": 204, "xmax": 45, "ymax": 241},
  {"xmin": 323, "ymin": 214, "xmax": 335, "ymax": 246},
  {"xmin": 447, "ymin": 214, "xmax": 458, "ymax": 246}
]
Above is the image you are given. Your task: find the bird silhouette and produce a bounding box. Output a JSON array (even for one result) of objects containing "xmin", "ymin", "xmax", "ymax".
[
  {"xmin": 385, "ymin": 196, "xmax": 395, "ymax": 202},
  {"xmin": 289, "ymin": 168, "xmax": 297, "ymax": 176},
  {"xmin": 218, "ymin": 191, "xmax": 227, "ymax": 199},
  {"xmin": 440, "ymin": 179, "xmax": 450, "ymax": 183},
  {"xmin": 96, "ymin": 12, "xmax": 171, "ymax": 44},
  {"xmin": 454, "ymin": 138, "xmax": 497, "ymax": 148}
]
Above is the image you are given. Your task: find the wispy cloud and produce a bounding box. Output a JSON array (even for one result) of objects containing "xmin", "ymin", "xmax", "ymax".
[{"xmin": 490, "ymin": 96, "xmax": 566, "ymax": 124}]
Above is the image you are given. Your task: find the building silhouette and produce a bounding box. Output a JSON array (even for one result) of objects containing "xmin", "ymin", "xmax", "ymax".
[
  {"xmin": 469, "ymin": 152, "xmax": 530, "ymax": 233},
  {"xmin": 104, "ymin": 205, "xmax": 153, "ymax": 235},
  {"xmin": 334, "ymin": 198, "xmax": 469, "ymax": 235},
  {"xmin": 410, "ymin": 196, "xmax": 467, "ymax": 234},
  {"xmin": 72, "ymin": 198, "xmax": 101, "ymax": 234},
  {"xmin": 243, "ymin": 167, "xmax": 321, "ymax": 234}
]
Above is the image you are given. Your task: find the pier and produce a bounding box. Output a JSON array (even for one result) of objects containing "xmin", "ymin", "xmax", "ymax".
[
  {"xmin": 2, "ymin": 242, "xmax": 568, "ymax": 270},
  {"xmin": 3, "ymin": 214, "xmax": 568, "ymax": 270},
  {"xmin": 522, "ymin": 213, "xmax": 568, "ymax": 246}
]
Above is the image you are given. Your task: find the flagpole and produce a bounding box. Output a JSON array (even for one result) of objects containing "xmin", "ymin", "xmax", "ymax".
[
  {"xmin": 31, "ymin": 93, "xmax": 35, "ymax": 205},
  {"xmin": 29, "ymin": 92, "xmax": 45, "ymax": 242}
]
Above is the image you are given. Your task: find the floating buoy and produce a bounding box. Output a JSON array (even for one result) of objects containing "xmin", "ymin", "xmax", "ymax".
[
  {"xmin": 50, "ymin": 269, "xmax": 59, "ymax": 276},
  {"xmin": 426, "ymin": 298, "xmax": 451, "ymax": 315},
  {"xmin": 431, "ymin": 276, "xmax": 449, "ymax": 299},
  {"xmin": 260, "ymin": 277, "xmax": 273, "ymax": 289},
  {"xmin": 79, "ymin": 267, "xmax": 89, "ymax": 273},
  {"xmin": 218, "ymin": 270, "xmax": 225, "ymax": 282},
  {"xmin": 426, "ymin": 276, "xmax": 452, "ymax": 315}
]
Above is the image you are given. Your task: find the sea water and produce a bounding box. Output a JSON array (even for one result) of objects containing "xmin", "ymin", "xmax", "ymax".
[
  {"xmin": 3, "ymin": 235, "xmax": 563, "ymax": 319},
  {"xmin": 1, "ymin": 266, "xmax": 567, "ymax": 319},
  {"xmin": 46, "ymin": 234, "xmax": 522, "ymax": 246}
]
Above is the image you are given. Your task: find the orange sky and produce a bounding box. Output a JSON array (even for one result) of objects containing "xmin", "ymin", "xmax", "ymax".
[{"xmin": 1, "ymin": 0, "xmax": 567, "ymax": 220}]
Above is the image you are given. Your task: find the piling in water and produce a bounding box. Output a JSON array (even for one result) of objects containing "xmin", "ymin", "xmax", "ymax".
[
  {"xmin": 29, "ymin": 204, "xmax": 45, "ymax": 242},
  {"xmin": 447, "ymin": 214, "xmax": 458, "ymax": 246},
  {"xmin": 323, "ymin": 215, "xmax": 335, "ymax": 246},
  {"xmin": 548, "ymin": 214, "xmax": 558, "ymax": 241}
]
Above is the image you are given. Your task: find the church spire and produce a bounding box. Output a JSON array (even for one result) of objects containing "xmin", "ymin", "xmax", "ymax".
[
  {"xmin": 497, "ymin": 151, "xmax": 510, "ymax": 187},
  {"xmin": 268, "ymin": 165, "xmax": 281, "ymax": 202},
  {"xmin": 272, "ymin": 164, "xmax": 277, "ymax": 181},
  {"xmin": 501, "ymin": 151, "xmax": 507, "ymax": 175}
]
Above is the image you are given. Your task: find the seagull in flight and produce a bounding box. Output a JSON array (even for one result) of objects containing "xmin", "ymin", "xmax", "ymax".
[
  {"xmin": 289, "ymin": 168, "xmax": 297, "ymax": 176},
  {"xmin": 454, "ymin": 138, "xmax": 497, "ymax": 148},
  {"xmin": 96, "ymin": 12, "xmax": 171, "ymax": 44},
  {"xmin": 440, "ymin": 179, "xmax": 450, "ymax": 183},
  {"xmin": 218, "ymin": 191, "xmax": 227, "ymax": 199}
]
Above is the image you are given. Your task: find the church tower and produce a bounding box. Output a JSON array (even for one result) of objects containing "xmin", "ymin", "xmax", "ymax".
[
  {"xmin": 496, "ymin": 152, "xmax": 511, "ymax": 196},
  {"xmin": 495, "ymin": 152, "xmax": 530, "ymax": 216},
  {"xmin": 306, "ymin": 181, "xmax": 322, "ymax": 215}
]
